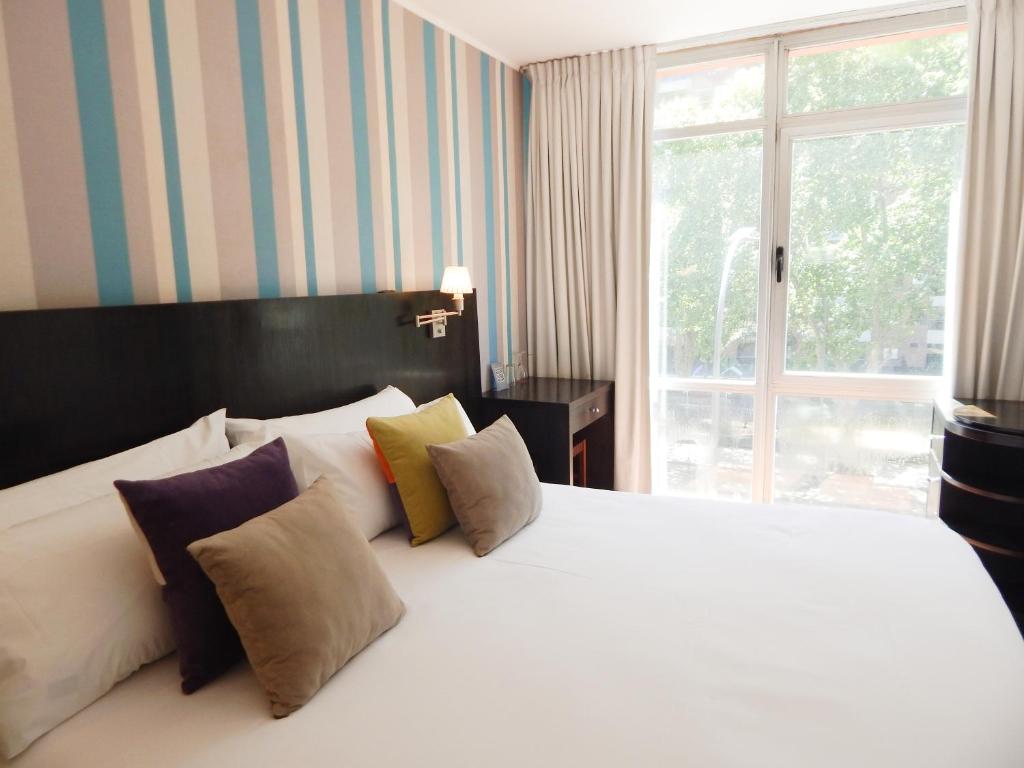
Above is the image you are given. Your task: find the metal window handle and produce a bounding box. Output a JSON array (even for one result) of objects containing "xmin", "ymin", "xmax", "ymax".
[{"xmin": 775, "ymin": 246, "xmax": 784, "ymax": 283}]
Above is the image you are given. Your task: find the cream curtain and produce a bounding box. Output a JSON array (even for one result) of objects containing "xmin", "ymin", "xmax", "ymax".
[
  {"xmin": 955, "ymin": 0, "xmax": 1024, "ymax": 400},
  {"xmin": 524, "ymin": 46, "xmax": 655, "ymax": 492}
]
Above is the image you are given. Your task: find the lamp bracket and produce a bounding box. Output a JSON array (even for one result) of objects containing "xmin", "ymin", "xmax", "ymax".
[{"xmin": 415, "ymin": 308, "xmax": 462, "ymax": 339}]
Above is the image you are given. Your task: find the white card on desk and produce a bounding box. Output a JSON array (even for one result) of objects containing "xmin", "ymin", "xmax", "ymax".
[{"xmin": 954, "ymin": 404, "xmax": 996, "ymax": 420}]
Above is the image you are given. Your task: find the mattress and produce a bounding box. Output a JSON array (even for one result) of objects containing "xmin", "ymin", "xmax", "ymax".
[{"xmin": 9, "ymin": 484, "xmax": 1024, "ymax": 768}]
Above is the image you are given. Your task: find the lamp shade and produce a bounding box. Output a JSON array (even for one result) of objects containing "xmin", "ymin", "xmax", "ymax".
[{"xmin": 440, "ymin": 266, "xmax": 473, "ymax": 296}]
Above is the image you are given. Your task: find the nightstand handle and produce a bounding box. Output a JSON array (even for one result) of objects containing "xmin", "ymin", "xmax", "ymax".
[{"xmin": 589, "ymin": 406, "xmax": 601, "ymax": 415}]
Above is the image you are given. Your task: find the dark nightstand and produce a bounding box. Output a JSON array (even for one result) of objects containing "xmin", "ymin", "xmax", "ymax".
[
  {"xmin": 478, "ymin": 378, "xmax": 614, "ymax": 489},
  {"xmin": 931, "ymin": 397, "xmax": 1024, "ymax": 635}
]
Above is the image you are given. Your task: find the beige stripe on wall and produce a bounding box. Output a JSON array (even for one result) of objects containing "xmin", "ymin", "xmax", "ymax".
[
  {"xmin": 389, "ymin": 5, "xmax": 417, "ymax": 289},
  {"xmin": 455, "ymin": 37, "xmax": 474, "ymax": 273},
  {"xmin": 4, "ymin": 0, "xmax": 97, "ymax": 309},
  {"xmin": 370, "ymin": 0, "xmax": 396, "ymax": 288},
  {"xmin": 258, "ymin": 0, "xmax": 296, "ymax": 298},
  {"xmin": 455, "ymin": 37, "xmax": 487, "ymax": 381},
  {"xmin": 165, "ymin": 0, "xmax": 220, "ymax": 301},
  {"xmin": 361, "ymin": 0, "xmax": 389, "ymax": 292},
  {"xmin": 129, "ymin": 0, "xmax": 177, "ymax": 303},
  {"xmin": 434, "ymin": 25, "xmax": 453, "ymax": 270},
  {"xmin": 271, "ymin": 0, "xmax": 308, "ymax": 297},
  {"xmin": 0, "ymin": 7, "xmax": 35, "ymax": 311},
  {"xmin": 104, "ymin": 0, "xmax": 160, "ymax": 305},
  {"xmin": 197, "ymin": 0, "xmax": 258, "ymax": 300},
  {"xmin": 318, "ymin": 0, "xmax": 359, "ymax": 294},
  {"xmin": 441, "ymin": 32, "xmax": 458, "ymax": 268},
  {"xmin": 298, "ymin": 0, "xmax": 336, "ymax": 294},
  {"xmin": 402, "ymin": 10, "xmax": 433, "ymax": 287}
]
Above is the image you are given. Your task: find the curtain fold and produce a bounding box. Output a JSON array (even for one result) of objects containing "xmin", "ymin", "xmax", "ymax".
[
  {"xmin": 955, "ymin": 0, "xmax": 1024, "ymax": 400},
  {"xmin": 525, "ymin": 46, "xmax": 655, "ymax": 492}
]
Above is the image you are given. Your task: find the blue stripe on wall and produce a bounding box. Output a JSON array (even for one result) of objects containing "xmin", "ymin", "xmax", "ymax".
[
  {"xmin": 67, "ymin": 0, "xmax": 133, "ymax": 305},
  {"xmin": 381, "ymin": 0, "xmax": 402, "ymax": 290},
  {"xmin": 344, "ymin": 0, "xmax": 375, "ymax": 292},
  {"xmin": 500, "ymin": 66, "xmax": 512, "ymax": 360},
  {"xmin": 422, "ymin": 23, "xmax": 444, "ymax": 286},
  {"xmin": 149, "ymin": 0, "xmax": 191, "ymax": 301},
  {"xmin": 449, "ymin": 35, "xmax": 464, "ymax": 267},
  {"xmin": 480, "ymin": 54, "xmax": 497, "ymax": 364},
  {"xmin": 235, "ymin": 0, "xmax": 280, "ymax": 298},
  {"xmin": 287, "ymin": 0, "xmax": 316, "ymax": 296},
  {"xmin": 522, "ymin": 75, "xmax": 531, "ymax": 181}
]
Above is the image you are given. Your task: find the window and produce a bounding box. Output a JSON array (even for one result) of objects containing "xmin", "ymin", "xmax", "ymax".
[
  {"xmin": 785, "ymin": 124, "xmax": 965, "ymax": 377},
  {"xmin": 651, "ymin": 9, "xmax": 968, "ymax": 514},
  {"xmin": 656, "ymin": 54, "xmax": 764, "ymax": 129},
  {"xmin": 652, "ymin": 130, "xmax": 762, "ymax": 382},
  {"xmin": 787, "ymin": 25, "xmax": 968, "ymax": 114}
]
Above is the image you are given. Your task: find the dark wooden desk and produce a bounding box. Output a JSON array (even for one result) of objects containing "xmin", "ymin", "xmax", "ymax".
[
  {"xmin": 478, "ymin": 378, "xmax": 614, "ymax": 489},
  {"xmin": 932, "ymin": 398, "xmax": 1024, "ymax": 634}
]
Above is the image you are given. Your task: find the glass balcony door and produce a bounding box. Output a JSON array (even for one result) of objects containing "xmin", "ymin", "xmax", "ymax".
[
  {"xmin": 652, "ymin": 9, "xmax": 968, "ymax": 514},
  {"xmin": 766, "ymin": 117, "xmax": 965, "ymax": 510},
  {"xmin": 652, "ymin": 45, "xmax": 774, "ymax": 501}
]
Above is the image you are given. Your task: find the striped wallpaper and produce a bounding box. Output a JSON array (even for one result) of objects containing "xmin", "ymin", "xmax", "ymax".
[{"xmin": 0, "ymin": 0, "xmax": 527, "ymax": 379}]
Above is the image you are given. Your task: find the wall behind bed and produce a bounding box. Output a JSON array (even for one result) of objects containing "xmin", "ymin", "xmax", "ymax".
[{"xmin": 0, "ymin": 0, "xmax": 527, "ymax": 382}]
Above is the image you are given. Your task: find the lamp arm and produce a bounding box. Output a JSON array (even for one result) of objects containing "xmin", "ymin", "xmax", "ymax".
[{"xmin": 415, "ymin": 308, "xmax": 462, "ymax": 328}]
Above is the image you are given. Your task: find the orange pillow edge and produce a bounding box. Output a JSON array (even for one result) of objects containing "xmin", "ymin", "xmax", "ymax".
[{"xmin": 368, "ymin": 429, "xmax": 396, "ymax": 484}]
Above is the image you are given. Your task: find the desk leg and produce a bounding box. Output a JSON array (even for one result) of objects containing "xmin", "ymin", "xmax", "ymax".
[{"xmin": 572, "ymin": 439, "xmax": 587, "ymax": 487}]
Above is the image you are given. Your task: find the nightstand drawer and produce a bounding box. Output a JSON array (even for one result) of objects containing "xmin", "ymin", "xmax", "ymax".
[{"xmin": 570, "ymin": 389, "xmax": 610, "ymax": 433}]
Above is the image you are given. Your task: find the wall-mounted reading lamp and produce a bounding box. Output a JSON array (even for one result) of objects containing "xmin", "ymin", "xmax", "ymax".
[{"xmin": 416, "ymin": 266, "xmax": 474, "ymax": 339}]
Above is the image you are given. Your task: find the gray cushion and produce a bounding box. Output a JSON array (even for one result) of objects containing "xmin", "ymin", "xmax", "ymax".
[
  {"xmin": 426, "ymin": 416, "xmax": 542, "ymax": 556},
  {"xmin": 187, "ymin": 478, "xmax": 405, "ymax": 717}
]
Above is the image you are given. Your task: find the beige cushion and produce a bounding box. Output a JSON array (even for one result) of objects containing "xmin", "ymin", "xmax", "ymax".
[
  {"xmin": 186, "ymin": 478, "xmax": 405, "ymax": 717},
  {"xmin": 426, "ymin": 416, "xmax": 542, "ymax": 556}
]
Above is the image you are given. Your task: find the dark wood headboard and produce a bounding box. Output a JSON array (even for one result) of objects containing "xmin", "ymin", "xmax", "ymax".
[{"xmin": 0, "ymin": 291, "xmax": 480, "ymax": 489}]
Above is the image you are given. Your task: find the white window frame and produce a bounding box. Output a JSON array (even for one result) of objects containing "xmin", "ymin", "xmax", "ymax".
[{"xmin": 652, "ymin": 7, "xmax": 968, "ymax": 503}]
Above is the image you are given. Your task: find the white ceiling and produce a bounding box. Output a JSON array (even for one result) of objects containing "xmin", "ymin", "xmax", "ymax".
[{"xmin": 395, "ymin": 0, "xmax": 932, "ymax": 67}]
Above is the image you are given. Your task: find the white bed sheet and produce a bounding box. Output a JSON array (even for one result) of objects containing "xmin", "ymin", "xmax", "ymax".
[{"xmin": 8, "ymin": 484, "xmax": 1024, "ymax": 768}]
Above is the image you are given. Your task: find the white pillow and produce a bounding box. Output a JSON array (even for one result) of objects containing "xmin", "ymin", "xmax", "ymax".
[
  {"xmin": 226, "ymin": 386, "xmax": 416, "ymax": 446},
  {"xmin": 283, "ymin": 431, "xmax": 403, "ymax": 541},
  {"xmin": 418, "ymin": 394, "xmax": 476, "ymax": 435},
  {"xmin": 0, "ymin": 443, "xmax": 258, "ymax": 759},
  {"xmin": 0, "ymin": 409, "xmax": 229, "ymax": 531}
]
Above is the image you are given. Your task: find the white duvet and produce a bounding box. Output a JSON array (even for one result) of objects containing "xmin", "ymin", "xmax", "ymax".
[{"xmin": 9, "ymin": 484, "xmax": 1024, "ymax": 767}]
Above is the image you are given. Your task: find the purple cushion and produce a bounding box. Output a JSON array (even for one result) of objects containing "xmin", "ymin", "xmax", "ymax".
[{"xmin": 115, "ymin": 438, "xmax": 299, "ymax": 693}]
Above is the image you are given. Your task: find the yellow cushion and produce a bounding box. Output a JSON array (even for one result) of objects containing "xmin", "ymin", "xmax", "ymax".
[{"xmin": 366, "ymin": 395, "xmax": 469, "ymax": 545}]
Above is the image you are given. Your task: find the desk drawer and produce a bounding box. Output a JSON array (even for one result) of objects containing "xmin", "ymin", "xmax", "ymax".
[{"xmin": 570, "ymin": 388, "xmax": 610, "ymax": 433}]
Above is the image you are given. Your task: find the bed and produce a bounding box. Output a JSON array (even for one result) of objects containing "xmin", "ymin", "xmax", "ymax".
[
  {"xmin": 6, "ymin": 484, "xmax": 1022, "ymax": 767},
  {"xmin": 2, "ymin": 292, "xmax": 1022, "ymax": 767}
]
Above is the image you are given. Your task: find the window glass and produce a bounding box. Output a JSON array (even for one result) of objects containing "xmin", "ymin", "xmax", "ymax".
[
  {"xmin": 656, "ymin": 54, "xmax": 764, "ymax": 129},
  {"xmin": 774, "ymin": 397, "xmax": 931, "ymax": 513},
  {"xmin": 787, "ymin": 25, "xmax": 968, "ymax": 114},
  {"xmin": 785, "ymin": 124, "xmax": 964, "ymax": 375},
  {"xmin": 653, "ymin": 389, "xmax": 754, "ymax": 499},
  {"xmin": 653, "ymin": 131, "xmax": 762, "ymax": 380}
]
